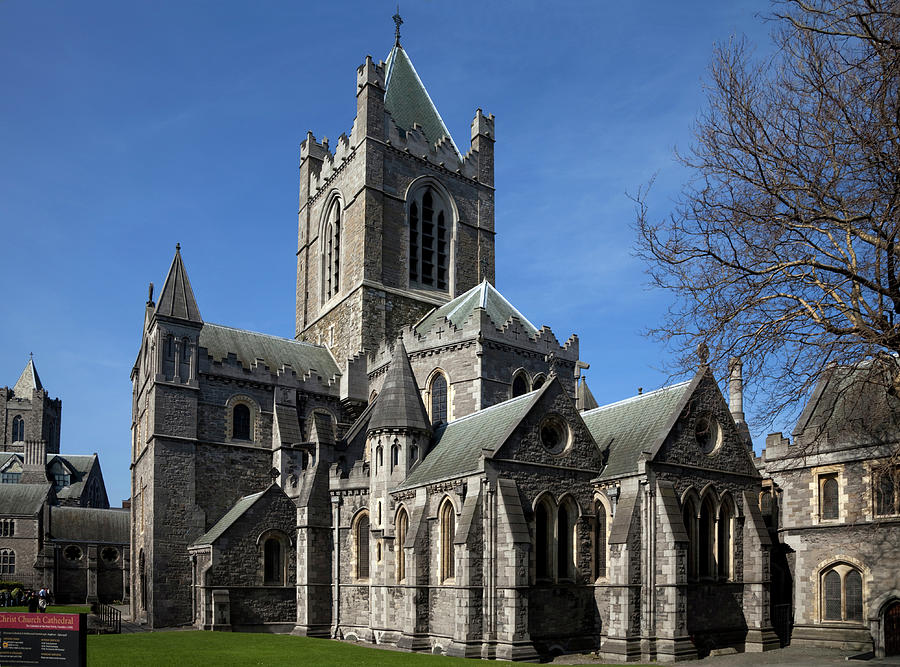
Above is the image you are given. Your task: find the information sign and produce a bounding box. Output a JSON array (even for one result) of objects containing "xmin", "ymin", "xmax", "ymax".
[{"xmin": 0, "ymin": 612, "xmax": 86, "ymax": 666}]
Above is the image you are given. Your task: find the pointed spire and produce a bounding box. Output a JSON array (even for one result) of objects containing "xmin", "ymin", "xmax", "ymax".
[
  {"xmin": 13, "ymin": 357, "xmax": 43, "ymax": 395},
  {"xmin": 576, "ymin": 376, "xmax": 599, "ymax": 412},
  {"xmin": 383, "ymin": 39, "xmax": 459, "ymax": 154},
  {"xmin": 368, "ymin": 340, "xmax": 431, "ymax": 433},
  {"xmin": 155, "ymin": 244, "xmax": 202, "ymax": 323}
]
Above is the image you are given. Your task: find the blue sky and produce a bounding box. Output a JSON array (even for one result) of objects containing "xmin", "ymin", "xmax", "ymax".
[{"xmin": 1, "ymin": 1, "xmax": 774, "ymax": 505}]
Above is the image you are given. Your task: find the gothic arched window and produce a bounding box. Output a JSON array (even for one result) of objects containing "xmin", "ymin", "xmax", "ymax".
[
  {"xmin": 12, "ymin": 415, "xmax": 24, "ymax": 442},
  {"xmin": 409, "ymin": 186, "xmax": 450, "ymax": 290},
  {"xmin": 821, "ymin": 563, "xmax": 864, "ymax": 622},
  {"xmin": 263, "ymin": 534, "xmax": 285, "ymax": 585},
  {"xmin": 699, "ymin": 495, "xmax": 716, "ymax": 577},
  {"xmin": 557, "ymin": 501, "xmax": 576, "ymax": 580},
  {"xmin": 233, "ymin": 404, "xmax": 251, "ymax": 441},
  {"xmin": 440, "ymin": 498, "xmax": 455, "ymax": 582},
  {"xmin": 593, "ymin": 500, "xmax": 608, "ymax": 580},
  {"xmin": 396, "ymin": 508, "xmax": 408, "ymax": 582},
  {"xmin": 534, "ymin": 498, "xmax": 553, "ymax": 581},
  {"xmin": 821, "ymin": 475, "xmax": 839, "ymax": 520},
  {"xmin": 430, "ymin": 374, "xmax": 447, "ymax": 425},
  {"xmin": 718, "ymin": 497, "xmax": 734, "ymax": 580},
  {"xmin": 682, "ymin": 493, "xmax": 699, "ymax": 579},
  {"xmin": 322, "ymin": 198, "xmax": 341, "ymax": 300},
  {"xmin": 512, "ymin": 372, "xmax": 529, "ymax": 398},
  {"xmin": 355, "ymin": 512, "xmax": 370, "ymax": 580}
]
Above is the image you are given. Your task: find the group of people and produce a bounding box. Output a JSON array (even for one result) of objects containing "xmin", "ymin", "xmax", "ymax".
[{"xmin": 0, "ymin": 586, "xmax": 52, "ymax": 611}]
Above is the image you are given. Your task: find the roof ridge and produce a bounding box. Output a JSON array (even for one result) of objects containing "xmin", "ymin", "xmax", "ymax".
[
  {"xmin": 204, "ymin": 322, "xmax": 326, "ymax": 349},
  {"xmin": 584, "ymin": 381, "xmax": 691, "ymax": 415}
]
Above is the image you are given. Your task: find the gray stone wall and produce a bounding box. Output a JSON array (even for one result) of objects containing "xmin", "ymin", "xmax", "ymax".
[{"xmin": 0, "ymin": 516, "xmax": 40, "ymax": 589}]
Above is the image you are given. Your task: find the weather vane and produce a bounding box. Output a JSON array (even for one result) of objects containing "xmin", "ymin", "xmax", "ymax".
[{"xmin": 393, "ymin": 6, "xmax": 403, "ymax": 46}]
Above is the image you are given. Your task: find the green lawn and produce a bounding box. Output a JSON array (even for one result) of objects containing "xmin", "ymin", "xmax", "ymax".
[
  {"xmin": 87, "ymin": 632, "xmax": 483, "ymax": 666},
  {"xmin": 1, "ymin": 605, "xmax": 92, "ymax": 614}
]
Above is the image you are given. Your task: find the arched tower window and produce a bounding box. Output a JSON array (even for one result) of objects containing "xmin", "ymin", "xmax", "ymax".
[
  {"xmin": 440, "ymin": 498, "xmax": 455, "ymax": 582},
  {"xmin": 12, "ymin": 416, "xmax": 24, "ymax": 442},
  {"xmin": 233, "ymin": 404, "xmax": 251, "ymax": 441},
  {"xmin": 430, "ymin": 374, "xmax": 447, "ymax": 426},
  {"xmin": 512, "ymin": 372, "xmax": 529, "ymax": 398},
  {"xmin": 396, "ymin": 508, "xmax": 408, "ymax": 582},
  {"xmin": 531, "ymin": 374, "xmax": 546, "ymax": 390},
  {"xmin": 409, "ymin": 186, "xmax": 450, "ymax": 290},
  {"xmin": 355, "ymin": 512, "xmax": 370, "ymax": 580},
  {"xmin": 322, "ymin": 198, "xmax": 341, "ymax": 300}
]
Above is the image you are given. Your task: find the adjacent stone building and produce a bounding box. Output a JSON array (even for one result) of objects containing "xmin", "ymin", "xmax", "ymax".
[
  {"xmin": 130, "ymin": 25, "xmax": 780, "ymax": 661},
  {"xmin": 0, "ymin": 359, "xmax": 129, "ymax": 602},
  {"xmin": 760, "ymin": 357, "xmax": 900, "ymax": 658}
]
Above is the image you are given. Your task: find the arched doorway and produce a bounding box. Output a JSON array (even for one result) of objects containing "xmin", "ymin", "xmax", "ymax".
[{"xmin": 886, "ymin": 601, "xmax": 900, "ymax": 656}]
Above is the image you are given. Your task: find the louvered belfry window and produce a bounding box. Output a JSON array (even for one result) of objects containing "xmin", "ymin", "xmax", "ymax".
[
  {"xmin": 409, "ymin": 187, "xmax": 448, "ymax": 290},
  {"xmin": 323, "ymin": 199, "xmax": 341, "ymax": 300}
]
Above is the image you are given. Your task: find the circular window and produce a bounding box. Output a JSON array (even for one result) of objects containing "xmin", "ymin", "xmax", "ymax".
[
  {"xmin": 101, "ymin": 547, "xmax": 119, "ymax": 564},
  {"xmin": 64, "ymin": 545, "xmax": 83, "ymax": 562},
  {"xmin": 539, "ymin": 415, "xmax": 571, "ymax": 455},
  {"xmin": 695, "ymin": 415, "xmax": 722, "ymax": 455}
]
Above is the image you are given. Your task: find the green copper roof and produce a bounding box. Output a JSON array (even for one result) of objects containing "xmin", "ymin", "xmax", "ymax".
[
  {"xmin": 399, "ymin": 390, "xmax": 539, "ymax": 489},
  {"xmin": 193, "ymin": 489, "xmax": 266, "ymax": 546},
  {"xmin": 199, "ymin": 323, "xmax": 340, "ymax": 379},
  {"xmin": 384, "ymin": 45, "xmax": 458, "ymax": 154},
  {"xmin": 582, "ymin": 382, "xmax": 691, "ymax": 479},
  {"xmin": 415, "ymin": 280, "xmax": 539, "ymax": 338}
]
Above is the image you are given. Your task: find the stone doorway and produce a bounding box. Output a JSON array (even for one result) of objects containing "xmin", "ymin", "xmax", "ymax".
[{"xmin": 885, "ymin": 601, "xmax": 900, "ymax": 656}]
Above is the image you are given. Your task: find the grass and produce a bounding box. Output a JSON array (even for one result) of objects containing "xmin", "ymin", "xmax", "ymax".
[
  {"xmin": 1, "ymin": 605, "xmax": 92, "ymax": 614},
  {"xmin": 87, "ymin": 631, "xmax": 484, "ymax": 666}
]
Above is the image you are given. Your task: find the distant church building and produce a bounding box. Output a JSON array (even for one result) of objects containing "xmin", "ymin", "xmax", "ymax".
[
  {"xmin": 0, "ymin": 358, "xmax": 128, "ymax": 603},
  {"xmin": 131, "ymin": 24, "xmax": 781, "ymax": 661}
]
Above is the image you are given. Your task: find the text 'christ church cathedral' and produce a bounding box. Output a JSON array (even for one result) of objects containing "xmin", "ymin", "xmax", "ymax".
[{"xmin": 130, "ymin": 22, "xmax": 778, "ymax": 662}]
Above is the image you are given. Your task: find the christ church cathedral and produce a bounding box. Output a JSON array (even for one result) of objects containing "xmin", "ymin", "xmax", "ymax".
[{"xmin": 129, "ymin": 21, "xmax": 780, "ymax": 662}]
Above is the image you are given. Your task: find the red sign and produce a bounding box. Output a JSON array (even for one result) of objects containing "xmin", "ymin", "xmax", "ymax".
[{"xmin": 0, "ymin": 612, "xmax": 86, "ymax": 666}]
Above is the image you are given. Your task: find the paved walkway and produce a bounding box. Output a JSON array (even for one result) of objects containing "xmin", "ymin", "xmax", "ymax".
[{"xmin": 551, "ymin": 645, "xmax": 900, "ymax": 665}]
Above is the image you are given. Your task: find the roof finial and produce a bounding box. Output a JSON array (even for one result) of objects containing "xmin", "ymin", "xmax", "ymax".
[
  {"xmin": 176, "ymin": 242, "xmax": 181, "ymax": 252},
  {"xmin": 392, "ymin": 6, "xmax": 403, "ymax": 46},
  {"xmin": 29, "ymin": 352, "xmax": 33, "ymax": 361}
]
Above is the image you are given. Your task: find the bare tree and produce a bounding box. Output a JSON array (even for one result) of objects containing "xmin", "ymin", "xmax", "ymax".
[{"xmin": 636, "ymin": 0, "xmax": 900, "ymax": 431}]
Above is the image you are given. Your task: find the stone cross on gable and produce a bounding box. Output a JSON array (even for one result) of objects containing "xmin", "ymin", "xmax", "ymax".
[
  {"xmin": 435, "ymin": 326, "xmax": 444, "ymax": 340},
  {"xmin": 269, "ymin": 467, "xmax": 280, "ymax": 483}
]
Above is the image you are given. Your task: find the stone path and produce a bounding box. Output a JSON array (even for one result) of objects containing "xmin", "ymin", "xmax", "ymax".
[{"xmin": 551, "ymin": 646, "xmax": 900, "ymax": 665}]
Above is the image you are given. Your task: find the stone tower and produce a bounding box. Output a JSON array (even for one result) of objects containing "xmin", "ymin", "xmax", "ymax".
[
  {"xmin": 1, "ymin": 357, "xmax": 62, "ymax": 454},
  {"xmin": 295, "ymin": 32, "xmax": 496, "ymax": 367},
  {"xmin": 130, "ymin": 245, "xmax": 205, "ymax": 626}
]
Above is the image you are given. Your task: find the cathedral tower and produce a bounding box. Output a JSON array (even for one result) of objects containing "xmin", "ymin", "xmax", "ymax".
[
  {"xmin": 1, "ymin": 357, "xmax": 61, "ymax": 455},
  {"xmin": 295, "ymin": 23, "xmax": 495, "ymax": 367}
]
